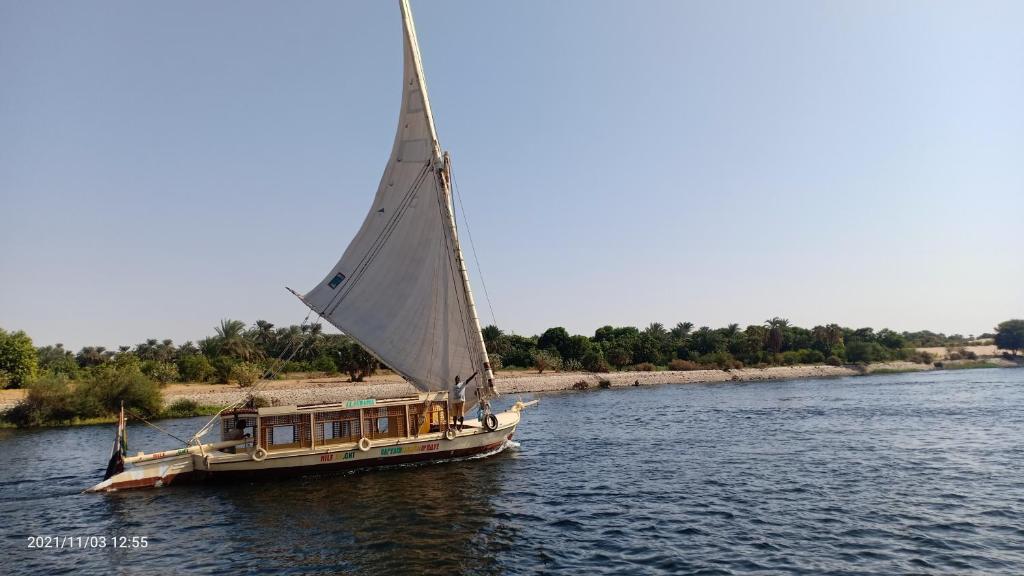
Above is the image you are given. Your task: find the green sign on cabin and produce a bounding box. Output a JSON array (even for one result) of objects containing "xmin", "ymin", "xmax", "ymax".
[{"xmin": 344, "ymin": 399, "xmax": 376, "ymax": 409}]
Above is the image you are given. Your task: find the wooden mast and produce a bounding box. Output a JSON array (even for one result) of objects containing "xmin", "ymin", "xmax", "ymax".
[{"xmin": 398, "ymin": 0, "xmax": 496, "ymax": 401}]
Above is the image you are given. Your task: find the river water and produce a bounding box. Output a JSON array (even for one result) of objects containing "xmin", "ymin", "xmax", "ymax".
[{"xmin": 2, "ymin": 368, "xmax": 1023, "ymax": 575}]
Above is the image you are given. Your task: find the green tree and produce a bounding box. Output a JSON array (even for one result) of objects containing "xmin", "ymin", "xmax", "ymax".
[
  {"xmin": 36, "ymin": 343, "xmax": 79, "ymax": 378},
  {"xmin": 995, "ymin": 319, "xmax": 1024, "ymax": 355},
  {"xmin": 215, "ymin": 319, "xmax": 261, "ymax": 361},
  {"xmin": 581, "ymin": 348, "xmax": 610, "ymax": 372},
  {"xmin": 76, "ymin": 346, "xmax": 112, "ymax": 367},
  {"xmin": 605, "ymin": 347, "xmax": 632, "ymax": 371},
  {"xmin": 337, "ymin": 340, "xmax": 377, "ymax": 382},
  {"xmin": 178, "ymin": 354, "xmax": 214, "ymax": 382},
  {"xmin": 691, "ymin": 327, "xmax": 724, "ymax": 356},
  {"xmin": 252, "ymin": 320, "xmax": 277, "ymax": 355},
  {"xmin": 537, "ymin": 327, "xmax": 571, "ymax": 357},
  {"xmin": 765, "ymin": 317, "xmax": 789, "ymax": 354},
  {"xmin": 0, "ymin": 328, "xmax": 39, "ymax": 388},
  {"xmin": 670, "ymin": 322, "xmax": 694, "ymax": 340},
  {"xmin": 562, "ymin": 335, "xmax": 593, "ymax": 362},
  {"xmin": 481, "ymin": 325, "xmax": 503, "ymax": 351}
]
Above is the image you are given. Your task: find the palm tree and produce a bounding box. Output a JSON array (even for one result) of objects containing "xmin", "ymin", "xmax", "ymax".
[
  {"xmin": 765, "ymin": 317, "xmax": 789, "ymax": 354},
  {"xmin": 252, "ymin": 320, "xmax": 276, "ymax": 349},
  {"xmin": 198, "ymin": 337, "xmax": 221, "ymax": 358},
  {"xmin": 215, "ymin": 319, "xmax": 260, "ymax": 361},
  {"xmin": 745, "ymin": 325, "xmax": 768, "ymax": 356},
  {"xmin": 177, "ymin": 341, "xmax": 199, "ymax": 357},
  {"xmin": 76, "ymin": 346, "xmax": 109, "ymax": 367},
  {"xmin": 671, "ymin": 322, "xmax": 694, "ymax": 339},
  {"xmin": 643, "ymin": 322, "xmax": 667, "ymax": 339},
  {"xmin": 812, "ymin": 324, "xmax": 843, "ymax": 355}
]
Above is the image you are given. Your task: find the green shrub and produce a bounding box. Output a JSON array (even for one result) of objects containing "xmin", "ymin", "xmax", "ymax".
[
  {"xmin": 780, "ymin": 351, "xmax": 800, "ymax": 366},
  {"xmin": 633, "ymin": 362, "xmax": 656, "ymax": 372},
  {"xmin": 230, "ymin": 362, "xmax": 263, "ymax": 387},
  {"xmin": 488, "ymin": 353, "xmax": 503, "ymax": 370},
  {"xmin": 668, "ymin": 359, "xmax": 700, "ymax": 371},
  {"xmin": 562, "ymin": 359, "xmax": 583, "ymax": 372},
  {"xmin": 178, "ymin": 355, "xmax": 214, "ymax": 382},
  {"xmin": 698, "ymin": 351, "xmax": 737, "ymax": 370},
  {"xmin": 532, "ymin": 350, "xmax": 562, "ymax": 374},
  {"xmin": 846, "ymin": 341, "xmax": 892, "ymax": 364},
  {"xmin": 797, "ymin": 349, "xmax": 825, "ymax": 364},
  {"xmin": 4, "ymin": 375, "xmax": 79, "ymax": 426},
  {"xmin": 581, "ymin": 349, "xmax": 610, "ymax": 373},
  {"xmin": 825, "ymin": 356, "xmax": 843, "ymax": 367},
  {"xmin": 245, "ymin": 394, "xmax": 271, "ymax": 408},
  {"xmin": 281, "ymin": 361, "xmax": 309, "ymax": 373},
  {"xmin": 212, "ymin": 357, "xmax": 237, "ymax": 384},
  {"xmin": 312, "ymin": 355, "xmax": 338, "ymax": 375},
  {"xmin": 80, "ymin": 366, "xmax": 162, "ymax": 417},
  {"xmin": 162, "ymin": 398, "xmax": 200, "ymax": 418},
  {"xmin": 902, "ymin": 349, "xmax": 934, "ymax": 364},
  {"xmin": 142, "ymin": 360, "xmax": 180, "ymax": 385}
]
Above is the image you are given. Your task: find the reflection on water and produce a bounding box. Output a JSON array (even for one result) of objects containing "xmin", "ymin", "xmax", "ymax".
[{"xmin": 2, "ymin": 368, "xmax": 1024, "ymax": 575}]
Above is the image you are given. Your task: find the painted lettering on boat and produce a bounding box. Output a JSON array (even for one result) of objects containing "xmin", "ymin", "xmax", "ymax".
[
  {"xmin": 344, "ymin": 399, "xmax": 376, "ymax": 409},
  {"xmin": 380, "ymin": 447, "xmax": 403, "ymax": 456},
  {"xmin": 321, "ymin": 451, "xmax": 355, "ymax": 462},
  {"xmin": 420, "ymin": 443, "xmax": 438, "ymax": 452}
]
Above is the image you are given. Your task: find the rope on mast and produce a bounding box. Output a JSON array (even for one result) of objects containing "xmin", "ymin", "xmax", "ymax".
[{"xmin": 450, "ymin": 162, "xmax": 499, "ymax": 330}]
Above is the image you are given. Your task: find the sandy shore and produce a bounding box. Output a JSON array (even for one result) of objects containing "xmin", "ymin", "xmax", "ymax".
[
  {"xmin": 3, "ymin": 359, "xmax": 1015, "ymax": 413},
  {"xmin": 157, "ymin": 362, "xmax": 935, "ymax": 410}
]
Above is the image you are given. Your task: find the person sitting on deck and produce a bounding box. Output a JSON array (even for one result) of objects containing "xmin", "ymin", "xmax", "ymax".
[
  {"xmin": 224, "ymin": 419, "xmax": 247, "ymax": 453},
  {"xmin": 452, "ymin": 372, "xmax": 478, "ymax": 431}
]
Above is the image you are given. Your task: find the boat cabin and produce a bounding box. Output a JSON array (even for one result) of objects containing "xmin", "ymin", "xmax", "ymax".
[{"xmin": 219, "ymin": 393, "xmax": 456, "ymax": 454}]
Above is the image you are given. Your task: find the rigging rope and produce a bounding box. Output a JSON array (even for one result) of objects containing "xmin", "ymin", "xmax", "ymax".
[
  {"xmin": 125, "ymin": 408, "xmax": 191, "ymax": 446},
  {"xmin": 450, "ymin": 164, "xmax": 499, "ymax": 329},
  {"xmin": 190, "ymin": 310, "xmax": 315, "ymax": 443}
]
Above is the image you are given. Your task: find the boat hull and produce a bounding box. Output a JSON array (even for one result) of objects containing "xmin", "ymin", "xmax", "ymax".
[{"xmin": 88, "ymin": 411, "xmax": 518, "ymax": 492}]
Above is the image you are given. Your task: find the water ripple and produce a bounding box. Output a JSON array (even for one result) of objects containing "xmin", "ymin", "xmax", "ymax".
[{"xmin": 1, "ymin": 368, "xmax": 1023, "ymax": 574}]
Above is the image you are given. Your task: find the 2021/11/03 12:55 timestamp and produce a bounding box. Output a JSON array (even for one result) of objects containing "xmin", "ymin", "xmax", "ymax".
[{"xmin": 26, "ymin": 535, "xmax": 149, "ymax": 549}]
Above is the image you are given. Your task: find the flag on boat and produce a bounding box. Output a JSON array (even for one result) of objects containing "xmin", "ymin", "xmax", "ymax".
[{"xmin": 103, "ymin": 404, "xmax": 128, "ymax": 480}]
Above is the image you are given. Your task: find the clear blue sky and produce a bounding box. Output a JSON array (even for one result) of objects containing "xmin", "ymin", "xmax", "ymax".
[{"xmin": 1, "ymin": 0, "xmax": 1021, "ymax": 350}]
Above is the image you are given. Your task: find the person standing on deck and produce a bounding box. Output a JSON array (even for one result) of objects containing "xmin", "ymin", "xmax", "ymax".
[
  {"xmin": 452, "ymin": 372, "xmax": 478, "ymax": 430},
  {"xmin": 224, "ymin": 419, "xmax": 247, "ymax": 454}
]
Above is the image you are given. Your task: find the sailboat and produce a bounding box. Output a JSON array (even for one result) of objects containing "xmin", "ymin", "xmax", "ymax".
[{"xmin": 88, "ymin": 0, "xmax": 533, "ymax": 492}]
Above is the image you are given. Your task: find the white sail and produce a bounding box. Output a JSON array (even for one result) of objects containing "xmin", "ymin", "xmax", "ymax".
[{"xmin": 299, "ymin": 0, "xmax": 490, "ymax": 406}]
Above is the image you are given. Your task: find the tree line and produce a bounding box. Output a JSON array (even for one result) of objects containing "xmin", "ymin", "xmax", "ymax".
[
  {"xmin": 2, "ymin": 318, "xmax": 1021, "ymax": 391},
  {"xmin": 482, "ymin": 320, "xmax": 1020, "ymax": 373}
]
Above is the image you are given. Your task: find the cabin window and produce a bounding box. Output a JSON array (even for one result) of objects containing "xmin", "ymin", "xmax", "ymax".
[
  {"xmin": 260, "ymin": 414, "xmax": 311, "ymax": 450},
  {"xmin": 315, "ymin": 410, "xmax": 361, "ymax": 445},
  {"xmin": 377, "ymin": 417, "xmax": 389, "ymax": 434},
  {"xmin": 271, "ymin": 426, "xmax": 295, "ymax": 445}
]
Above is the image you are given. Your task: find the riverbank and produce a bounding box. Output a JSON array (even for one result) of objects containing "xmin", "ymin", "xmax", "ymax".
[
  {"xmin": 140, "ymin": 359, "xmax": 1021, "ymax": 410},
  {"xmin": 2, "ymin": 359, "xmax": 1017, "ymax": 427}
]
